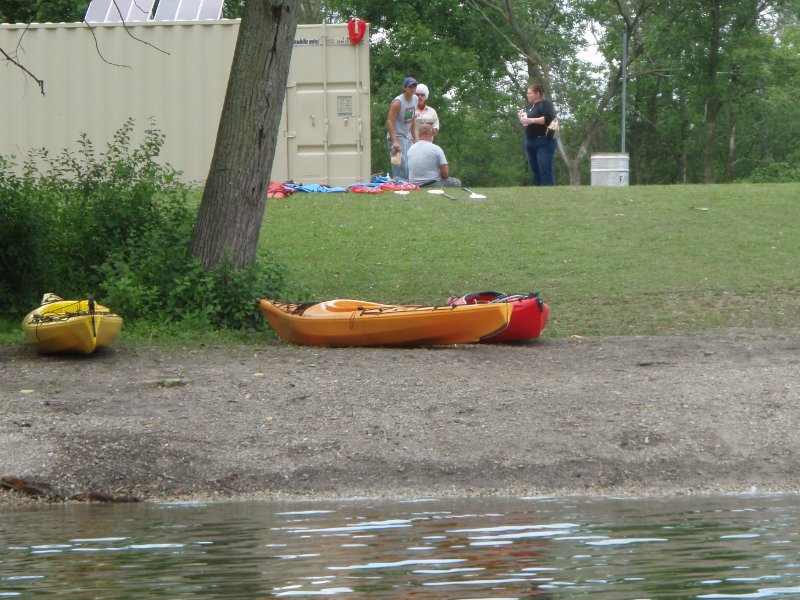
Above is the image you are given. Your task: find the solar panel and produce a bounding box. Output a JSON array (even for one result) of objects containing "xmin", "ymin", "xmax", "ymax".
[
  {"xmin": 85, "ymin": 0, "xmax": 114, "ymax": 21},
  {"xmin": 152, "ymin": 0, "xmax": 180, "ymax": 20},
  {"xmin": 128, "ymin": 0, "xmax": 156, "ymax": 21},
  {"xmin": 196, "ymin": 0, "xmax": 224, "ymax": 20},
  {"xmin": 153, "ymin": 0, "xmax": 224, "ymax": 21},
  {"xmin": 85, "ymin": 0, "xmax": 155, "ymax": 22}
]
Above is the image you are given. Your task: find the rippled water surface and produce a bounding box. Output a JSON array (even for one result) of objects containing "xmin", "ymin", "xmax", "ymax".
[{"xmin": 3, "ymin": 494, "xmax": 800, "ymax": 598}]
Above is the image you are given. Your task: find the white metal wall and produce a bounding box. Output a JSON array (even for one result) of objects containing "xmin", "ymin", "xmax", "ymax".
[{"xmin": 0, "ymin": 21, "xmax": 370, "ymax": 186}]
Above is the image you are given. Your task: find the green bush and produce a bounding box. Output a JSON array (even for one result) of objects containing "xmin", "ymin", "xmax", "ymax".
[
  {"xmin": 1, "ymin": 119, "xmax": 290, "ymax": 332},
  {"xmin": 737, "ymin": 161, "xmax": 800, "ymax": 183},
  {"xmin": 0, "ymin": 157, "xmax": 53, "ymax": 303}
]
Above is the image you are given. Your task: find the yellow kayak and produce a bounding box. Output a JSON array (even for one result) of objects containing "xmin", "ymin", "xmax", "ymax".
[
  {"xmin": 257, "ymin": 298, "xmax": 512, "ymax": 347},
  {"xmin": 22, "ymin": 293, "xmax": 123, "ymax": 354}
]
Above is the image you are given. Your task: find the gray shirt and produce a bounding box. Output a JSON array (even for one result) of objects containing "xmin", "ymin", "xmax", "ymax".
[
  {"xmin": 390, "ymin": 93, "xmax": 419, "ymax": 143},
  {"xmin": 407, "ymin": 140, "xmax": 448, "ymax": 185}
]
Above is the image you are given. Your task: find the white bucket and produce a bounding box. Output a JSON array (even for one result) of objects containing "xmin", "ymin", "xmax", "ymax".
[{"xmin": 591, "ymin": 153, "xmax": 629, "ymax": 186}]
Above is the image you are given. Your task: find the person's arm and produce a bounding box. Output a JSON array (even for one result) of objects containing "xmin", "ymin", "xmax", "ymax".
[
  {"xmin": 386, "ymin": 99, "xmax": 401, "ymax": 152},
  {"xmin": 542, "ymin": 100, "xmax": 557, "ymax": 126},
  {"xmin": 438, "ymin": 147, "xmax": 449, "ymax": 178},
  {"xmin": 431, "ymin": 108, "xmax": 440, "ymax": 136}
]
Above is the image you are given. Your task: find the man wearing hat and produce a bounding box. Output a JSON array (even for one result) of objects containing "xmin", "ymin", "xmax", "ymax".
[
  {"xmin": 414, "ymin": 83, "xmax": 439, "ymax": 137},
  {"xmin": 386, "ymin": 76, "xmax": 419, "ymax": 181}
]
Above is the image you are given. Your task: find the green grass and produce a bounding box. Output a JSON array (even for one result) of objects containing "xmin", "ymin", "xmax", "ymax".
[
  {"xmin": 261, "ymin": 183, "xmax": 799, "ymax": 337},
  {"xmin": 3, "ymin": 183, "xmax": 797, "ymax": 344}
]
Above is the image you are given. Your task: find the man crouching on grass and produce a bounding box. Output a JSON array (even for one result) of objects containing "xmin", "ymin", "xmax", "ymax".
[{"xmin": 408, "ymin": 123, "xmax": 462, "ymax": 188}]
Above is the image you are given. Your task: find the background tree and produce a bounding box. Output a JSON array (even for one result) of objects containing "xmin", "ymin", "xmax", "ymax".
[
  {"xmin": 335, "ymin": 0, "xmax": 799, "ymax": 185},
  {"xmin": 0, "ymin": 0, "xmax": 87, "ymax": 24},
  {"xmin": 623, "ymin": 0, "xmax": 800, "ymax": 183},
  {"xmin": 4, "ymin": 0, "xmax": 800, "ymax": 193}
]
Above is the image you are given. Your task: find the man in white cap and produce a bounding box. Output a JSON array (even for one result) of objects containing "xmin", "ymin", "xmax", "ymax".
[
  {"xmin": 386, "ymin": 76, "xmax": 419, "ymax": 181},
  {"xmin": 414, "ymin": 83, "xmax": 439, "ymax": 137}
]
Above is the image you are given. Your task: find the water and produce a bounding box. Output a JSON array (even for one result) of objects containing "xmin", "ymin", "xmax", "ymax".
[{"xmin": 3, "ymin": 494, "xmax": 800, "ymax": 598}]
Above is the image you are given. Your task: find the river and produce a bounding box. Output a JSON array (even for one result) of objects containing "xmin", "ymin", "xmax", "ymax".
[{"xmin": 3, "ymin": 493, "xmax": 800, "ymax": 598}]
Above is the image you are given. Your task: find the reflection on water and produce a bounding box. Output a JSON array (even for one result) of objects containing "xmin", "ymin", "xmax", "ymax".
[{"xmin": 2, "ymin": 494, "xmax": 800, "ymax": 598}]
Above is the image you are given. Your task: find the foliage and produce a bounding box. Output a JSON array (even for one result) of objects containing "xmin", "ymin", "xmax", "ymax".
[
  {"xmin": 737, "ymin": 161, "xmax": 800, "ymax": 183},
  {"xmin": 326, "ymin": 0, "xmax": 800, "ymax": 186},
  {"xmin": 334, "ymin": 0, "xmax": 531, "ymax": 185},
  {"xmin": 0, "ymin": 0, "xmax": 87, "ymax": 23},
  {"xmin": 0, "ymin": 156, "xmax": 49, "ymax": 305},
  {"xmin": 0, "ymin": 119, "xmax": 290, "ymax": 332},
  {"xmin": 6, "ymin": 1, "xmax": 797, "ymax": 186}
]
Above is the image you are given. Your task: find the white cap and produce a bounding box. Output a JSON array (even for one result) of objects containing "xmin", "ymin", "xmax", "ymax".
[{"xmin": 416, "ymin": 83, "xmax": 429, "ymax": 98}]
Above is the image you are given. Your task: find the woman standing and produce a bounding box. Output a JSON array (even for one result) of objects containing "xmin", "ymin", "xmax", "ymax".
[
  {"xmin": 414, "ymin": 83, "xmax": 439, "ymax": 136},
  {"xmin": 518, "ymin": 83, "xmax": 557, "ymax": 186}
]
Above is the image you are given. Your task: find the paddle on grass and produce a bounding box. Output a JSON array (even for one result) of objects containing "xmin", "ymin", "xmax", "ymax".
[
  {"xmin": 463, "ymin": 187, "xmax": 487, "ymax": 199},
  {"xmin": 428, "ymin": 189, "xmax": 456, "ymax": 200}
]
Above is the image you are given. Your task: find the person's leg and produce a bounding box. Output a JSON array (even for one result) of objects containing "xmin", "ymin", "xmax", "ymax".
[
  {"xmin": 525, "ymin": 137, "xmax": 541, "ymax": 185},
  {"xmin": 441, "ymin": 177, "xmax": 461, "ymax": 187},
  {"xmin": 537, "ymin": 137, "xmax": 557, "ymax": 186},
  {"xmin": 388, "ymin": 137, "xmax": 403, "ymax": 179},
  {"xmin": 398, "ymin": 138, "xmax": 412, "ymax": 181}
]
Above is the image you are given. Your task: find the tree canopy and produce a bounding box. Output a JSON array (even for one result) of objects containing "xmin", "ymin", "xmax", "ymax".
[
  {"xmin": 3, "ymin": 0, "xmax": 799, "ymax": 187},
  {"xmin": 332, "ymin": 0, "xmax": 800, "ymax": 185}
]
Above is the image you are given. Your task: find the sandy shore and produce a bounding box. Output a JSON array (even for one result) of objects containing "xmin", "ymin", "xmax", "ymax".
[{"xmin": 2, "ymin": 328, "xmax": 799, "ymax": 504}]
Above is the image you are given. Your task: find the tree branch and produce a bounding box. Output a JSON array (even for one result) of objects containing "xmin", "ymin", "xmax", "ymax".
[
  {"xmin": 1, "ymin": 45, "xmax": 46, "ymax": 95},
  {"xmin": 1, "ymin": 24, "xmax": 45, "ymax": 95},
  {"xmin": 81, "ymin": 0, "xmax": 170, "ymax": 67}
]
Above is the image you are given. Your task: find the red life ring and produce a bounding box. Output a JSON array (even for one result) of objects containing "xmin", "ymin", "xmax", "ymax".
[{"xmin": 348, "ymin": 18, "xmax": 367, "ymax": 45}]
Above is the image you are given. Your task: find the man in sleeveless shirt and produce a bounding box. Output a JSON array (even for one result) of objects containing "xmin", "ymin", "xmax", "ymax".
[{"xmin": 386, "ymin": 77, "xmax": 419, "ymax": 181}]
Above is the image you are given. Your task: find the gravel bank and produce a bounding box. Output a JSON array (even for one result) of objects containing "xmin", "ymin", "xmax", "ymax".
[{"xmin": 2, "ymin": 328, "xmax": 799, "ymax": 503}]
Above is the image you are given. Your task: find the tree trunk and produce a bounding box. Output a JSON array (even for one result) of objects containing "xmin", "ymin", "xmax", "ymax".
[
  {"xmin": 678, "ymin": 94, "xmax": 688, "ymax": 183},
  {"xmin": 703, "ymin": 102, "xmax": 719, "ymax": 183},
  {"xmin": 562, "ymin": 148, "xmax": 582, "ymax": 185},
  {"xmin": 188, "ymin": 0, "xmax": 299, "ymax": 270},
  {"xmin": 724, "ymin": 120, "xmax": 736, "ymax": 182}
]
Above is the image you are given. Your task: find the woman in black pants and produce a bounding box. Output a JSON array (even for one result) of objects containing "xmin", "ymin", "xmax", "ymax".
[{"xmin": 518, "ymin": 82, "xmax": 558, "ymax": 186}]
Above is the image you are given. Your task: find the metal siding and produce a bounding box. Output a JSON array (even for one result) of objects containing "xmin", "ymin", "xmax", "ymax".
[
  {"xmin": 0, "ymin": 21, "xmax": 370, "ymax": 186},
  {"xmin": 285, "ymin": 24, "xmax": 371, "ymax": 186}
]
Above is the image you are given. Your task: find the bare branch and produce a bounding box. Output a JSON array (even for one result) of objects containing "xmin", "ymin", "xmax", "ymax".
[
  {"xmin": 2, "ymin": 0, "xmax": 171, "ymax": 95},
  {"xmin": 466, "ymin": 0, "xmax": 548, "ymax": 85},
  {"xmin": 82, "ymin": 0, "xmax": 169, "ymax": 66},
  {"xmin": 81, "ymin": 21, "xmax": 132, "ymax": 68},
  {"xmin": 1, "ymin": 24, "xmax": 46, "ymax": 95}
]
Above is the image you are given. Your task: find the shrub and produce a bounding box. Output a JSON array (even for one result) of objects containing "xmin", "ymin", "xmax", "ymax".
[
  {"xmin": 737, "ymin": 161, "xmax": 800, "ymax": 183},
  {"xmin": 0, "ymin": 157, "xmax": 55, "ymax": 304},
  {"xmin": 1, "ymin": 119, "xmax": 291, "ymax": 332}
]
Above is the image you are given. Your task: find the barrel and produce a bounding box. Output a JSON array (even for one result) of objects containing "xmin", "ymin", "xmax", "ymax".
[{"xmin": 591, "ymin": 153, "xmax": 629, "ymax": 186}]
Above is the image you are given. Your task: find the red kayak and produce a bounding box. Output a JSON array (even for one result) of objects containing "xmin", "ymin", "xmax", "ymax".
[{"xmin": 446, "ymin": 291, "xmax": 549, "ymax": 343}]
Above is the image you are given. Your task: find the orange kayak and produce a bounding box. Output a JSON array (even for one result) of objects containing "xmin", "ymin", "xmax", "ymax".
[{"xmin": 257, "ymin": 298, "xmax": 512, "ymax": 347}]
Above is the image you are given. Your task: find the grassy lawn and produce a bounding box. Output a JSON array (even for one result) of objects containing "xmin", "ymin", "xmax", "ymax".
[
  {"xmin": 3, "ymin": 182, "xmax": 796, "ymax": 344},
  {"xmin": 261, "ymin": 183, "xmax": 799, "ymax": 337}
]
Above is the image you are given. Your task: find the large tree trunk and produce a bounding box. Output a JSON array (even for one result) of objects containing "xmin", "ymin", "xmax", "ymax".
[{"xmin": 188, "ymin": 0, "xmax": 299, "ymax": 270}]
